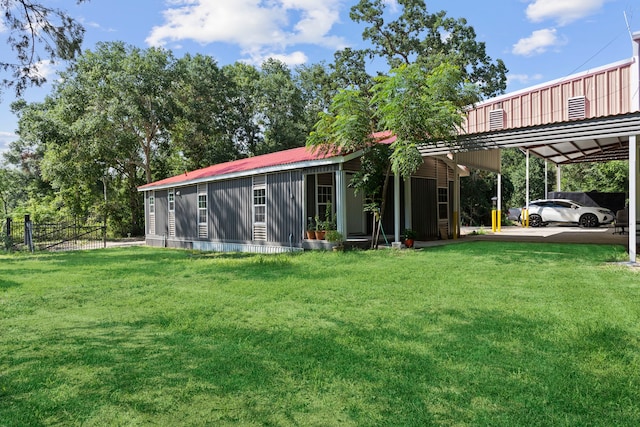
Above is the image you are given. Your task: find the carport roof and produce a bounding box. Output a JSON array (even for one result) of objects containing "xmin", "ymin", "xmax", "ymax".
[{"xmin": 417, "ymin": 111, "xmax": 640, "ymax": 165}]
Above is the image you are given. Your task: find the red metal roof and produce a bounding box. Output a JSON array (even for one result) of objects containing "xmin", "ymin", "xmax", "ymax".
[
  {"xmin": 138, "ymin": 132, "xmax": 396, "ymax": 191},
  {"xmin": 138, "ymin": 145, "xmax": 333, "ymax": 190}
]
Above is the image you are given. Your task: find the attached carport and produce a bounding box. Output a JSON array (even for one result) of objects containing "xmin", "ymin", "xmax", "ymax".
[{"xmin": 416, "ymin": 112, "xmax": 640, "ymax": 263}]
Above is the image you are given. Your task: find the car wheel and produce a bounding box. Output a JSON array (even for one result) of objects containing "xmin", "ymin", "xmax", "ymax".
[
  {"xmin": 529, "ymin": 214, "xmax": 543, "ymax": 227},
  {"xmin": 579, "ymin": 213, "xmax": 599, "ymax": 228}
]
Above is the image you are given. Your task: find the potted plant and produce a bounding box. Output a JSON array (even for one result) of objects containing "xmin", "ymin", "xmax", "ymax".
[
  {"xmin": 404, "ymin": 228, "xmax": 417, "ymax": 248},
  {"xmin": 306, "ymin": 217, "xmax": 316, "ymax": 239},
  {"xmin": 325, "ymin": 229, "xmax": 344, "ymax": 251},
  {"xmin": 315, "ymin": 215, "xmax": 326, "ymax": 240}
]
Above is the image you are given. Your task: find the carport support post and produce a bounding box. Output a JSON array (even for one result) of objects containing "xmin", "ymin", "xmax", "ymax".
[
  {"xmin": 630, "ymin": 134, "xmax": 637, "ymax": 263},
  {"xmin": 556, "ymin": 164, "xmax": 562, "ymax": 192},
  {"xmin": 525, "ymin": 149, "xmax": 530, "ymax": 227},
  {"xmin": 497, "ymin": 173, "xmax": 502, "ymax": 232}
]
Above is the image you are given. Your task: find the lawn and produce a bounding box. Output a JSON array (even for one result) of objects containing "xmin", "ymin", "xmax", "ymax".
[{"xmin": 1, "ymin": 242, "xmax": 639, "ymax": 426}]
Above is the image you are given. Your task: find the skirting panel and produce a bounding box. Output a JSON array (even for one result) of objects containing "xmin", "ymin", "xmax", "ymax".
[{"xmin": 193, "ymin": 241, "xmax": 303, "ymax": 254}]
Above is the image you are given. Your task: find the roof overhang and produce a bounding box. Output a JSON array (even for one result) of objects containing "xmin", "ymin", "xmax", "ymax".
[
  {"xmin": 138, "ymin": 150, "xmax": 363, "ymax": 192},
  {"xmin": 418, "ymin": 112, "xmax": 640, "ymax": 165}
]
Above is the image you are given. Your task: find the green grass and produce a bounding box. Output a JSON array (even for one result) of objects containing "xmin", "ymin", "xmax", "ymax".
[{"xmin": 1, "ymin": 242, "xmax": 639, "ymax": 426}]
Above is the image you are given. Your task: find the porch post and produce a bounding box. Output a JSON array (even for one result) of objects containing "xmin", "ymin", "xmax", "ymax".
[
  {"xmin": 335, "ymin": 168, "xmax": 347, "ymax": 237},
  {"xmin": 629, "ymin": 134, "xmax": 637, "ymax": 263},
  {"xmin": 394, "ymin": 171, "xmax": 401, "ymax": 243},
  {"xmin": 404, "ymin": 178, "xmax": 412, "ymax": 231},
  {"xmin": 453, "ymin": 159, "xmax": 460, "ymax": 239},
  {"xmin": 556, "ymin": 164, "xmax": 562, "ymax": 192}
]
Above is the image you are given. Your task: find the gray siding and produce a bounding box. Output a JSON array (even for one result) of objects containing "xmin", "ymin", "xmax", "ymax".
[
  {"xmin": 210, "ymin": 177, "xmax": 252, "ymax": 241},
  {"xmin": 176, "ymin": 185, "xmax": 198, "ymax": 240},
  {"xmin": 412, "ymin": 177, "xmax": 438, "ymax": 239},
  {"xmin": 268, "ymin": 170, "xmax": 304, "ymax": 244},
  {"xmin": 155, "ymin": 190, "xmax": 168, "ymax": 237}
]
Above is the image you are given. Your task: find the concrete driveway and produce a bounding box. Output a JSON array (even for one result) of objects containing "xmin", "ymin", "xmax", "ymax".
[{"xmin": 460, "ymin": 225, "xmax": 629, "ymax": 246}]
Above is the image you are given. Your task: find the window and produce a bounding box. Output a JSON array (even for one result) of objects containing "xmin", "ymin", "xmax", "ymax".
[
  {"xmin": 198, "ymin": 194, "xmax": 207, "ymax": 224},
  {"xmin": 148, "ymin": 192, "xmax": 156, "ymax": 235},
  {"xmin": 168, "ymin": 189, "xmax": 175, "ymax": 212},
  {"xmin": 168, "ymin": 189, "xmax": 175, "ymax": 237},
  {"xmin": 197, "ymin": 184, "xmax": 207, "ymax": 238},
  {"xmin": 438, "ymin": 188, "xmax": 448, "ymax": 220},
  {"xmin": 252, "ymin": 176, "xmax": 267, "ymax": 241},
  {"xmin": 253, "ymin": 187, "xmax": 266, "ymax": 223},
  {"xmin": 317, "ymin": 185, "xmax": 333, "ymax": 221}
]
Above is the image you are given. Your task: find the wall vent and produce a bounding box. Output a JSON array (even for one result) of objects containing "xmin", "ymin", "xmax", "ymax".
[
  {"xmin": 253, "ymin": 224, "xmax": 267, "ymax": 241},
  {"xmin": 567, "ymin": 96, "xmax": 587, "ymax": 120},
  {"xmin": 489, "ymin": 109, "xmax": 504, "ymax": 130}
]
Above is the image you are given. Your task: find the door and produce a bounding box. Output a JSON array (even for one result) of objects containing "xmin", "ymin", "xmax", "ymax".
[{"xmin": 346, "ymin": 183, "xmax": 366, "ymax": 235}]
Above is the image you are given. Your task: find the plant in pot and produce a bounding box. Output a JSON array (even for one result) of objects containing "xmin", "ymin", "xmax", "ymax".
[
  {"xmin": 315, "ymin": 215, "xmax": 326, "ymax": 240},
  {"xmin": 306, "ymin": 217, "xmax": 316, "ymax": 239},
  {"xmin": 404, "ymin": 228, "xmax": 417, "ymax": 248},
  {"xmin": 325, "ymin": 230, "xmax": 344, "ymax": 251}
]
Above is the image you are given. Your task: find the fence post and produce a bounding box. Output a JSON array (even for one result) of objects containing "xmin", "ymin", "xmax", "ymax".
[
  {"xmin": 6, "ymin": 217, "xmax": 11, "ymax": 239},
  {"xmin": 24, "ymin": 215, "xmax": 29, "ymax": 246},
  {"xmin": 24, "ymin": 214, "xmax": 34, "ymax": 252}
]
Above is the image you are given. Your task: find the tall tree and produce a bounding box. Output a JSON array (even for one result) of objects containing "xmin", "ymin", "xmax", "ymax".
[
  {"xmin": 171, "ymin": 54, "xmax": 241, "ymax": 172},
  {"xmin": 350, "ymin": 0, "xmax": 507, "ymax": 97},
  {"xmin": 1, "ymin": 0, "xmax": 87, "ymax": 97},
  {"xmin": 222, "ymin": 62, "xmax": 262, "ymax": 156},
  {"xmin": 254, "ymin": 58, "xmax": 308, "ymax": 155}
]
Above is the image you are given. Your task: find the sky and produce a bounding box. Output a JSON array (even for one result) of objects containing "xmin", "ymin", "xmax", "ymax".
[{"xmin": 1, "ymin": 0, "xmax": 639, "ymax": 155}]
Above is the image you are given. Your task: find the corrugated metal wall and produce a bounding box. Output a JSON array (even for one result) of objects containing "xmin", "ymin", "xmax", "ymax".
[
  {"xmin": 175, "ymin": 185, "xmax": 197, "ymax": 240},
  {"xmin": 210, "ymin": 177, "xmax": 252, "ymax": 241},
  {"xmin": 411, "ymin": 178, "xmax": 438, "ymax": 239},
  {"xmin": 155, "ymin": 190, "xmax": 168, "ymax": 237},
  {"xmin": 465, "ymin": 61, "xmax": 633, "ymax": 134},
  {"xmin": 268, "ymin": 170, "xmax": 304, "ymax": 245}
]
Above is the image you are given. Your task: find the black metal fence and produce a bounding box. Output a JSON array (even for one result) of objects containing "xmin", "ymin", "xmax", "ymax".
[{"xmin": 2, "ymin": 215, "xmax": 106, "ymax": 252}]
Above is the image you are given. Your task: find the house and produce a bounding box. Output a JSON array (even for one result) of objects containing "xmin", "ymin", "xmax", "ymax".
[{"xmin": 137, "ymin": 134, "xmax": 463, "ymax": 253}]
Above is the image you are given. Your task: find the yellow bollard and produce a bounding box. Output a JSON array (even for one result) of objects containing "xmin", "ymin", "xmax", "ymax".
[
  {"xmin": 497, "ymin": 210, "xmax": 501, "ymax": 232},
  {"xmin": 521, "ymin": 208, "xmax": 529, "ymax": 227},
  {"xmin": 491, "ymin": 209, "xmax": 496, "ymax": 232}
]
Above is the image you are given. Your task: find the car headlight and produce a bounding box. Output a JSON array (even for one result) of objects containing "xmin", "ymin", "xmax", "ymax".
[{"xmin": 597, "ymin": 209, "xmax": 612, "ymax": 215}]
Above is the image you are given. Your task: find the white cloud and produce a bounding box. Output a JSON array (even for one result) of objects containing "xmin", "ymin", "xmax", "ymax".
[
  {"xmin": 146, "ymin": 0, "xmax": 345, "ymax": 66},
  {"xmin": 0, "ymin": 131, "xmax": 18, "ymax": 155},
  {"xmin": 507, "ymin": 73, "xmax": 544, "ymax": 86},
  {"xmin": 512, "ymin": 28, "xmax": 564, "ymax": 56},
  {"xmin": 28, "ymin": 60, "xmax": 56, "ymax": 80},
  {"xmin": 382, "ymin": 0, "xmax": 400, "ymax": 13},
  {"xmin": 526, "ymin": 0, "xmax": 606, "ymax": 26}
]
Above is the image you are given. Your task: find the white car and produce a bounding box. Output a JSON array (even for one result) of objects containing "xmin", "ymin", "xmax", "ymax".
[{"xmin": 523, "ymin": 199, "xmax": 615, "ymax": 228}]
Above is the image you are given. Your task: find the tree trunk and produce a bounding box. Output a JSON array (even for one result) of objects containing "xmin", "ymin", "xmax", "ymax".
[{"xmin": 373, "ymin": 163, "xmax": 392, "ymax": 249}]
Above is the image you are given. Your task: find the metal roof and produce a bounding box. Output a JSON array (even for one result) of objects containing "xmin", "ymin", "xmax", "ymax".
[{"xmin": 417, "ymin": 112, "xmax": 640, "ymax": 165}]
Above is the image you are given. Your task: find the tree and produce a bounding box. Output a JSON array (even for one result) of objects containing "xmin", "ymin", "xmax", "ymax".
[
  {"xmin": 350, "ymin": 0, "xmax": 507, "ymax": 97},
  {"xmin": 254, "ymin": 59, "xmax": 308, "ymax": 155},
  {"xmin": 501, "ymin": 148, "xmax": 549, "ymax": 209},
  {"xmin": 560, "ymin": 162, "xmax": 628, "ymax": 193},
  {"xmin": 222, "ymin": 62, "xmax": 262, "ymax": 156},
  {"xmin": 308, "ymin": 61, "xmax": 478, "ymax": 246},
  {"xmin": 170, "ymin": 54, "xmax": 241, "ymax": 172},
  {"xmin": 1, "ymin": 0, "xmax": 87, "ymax": 97}
]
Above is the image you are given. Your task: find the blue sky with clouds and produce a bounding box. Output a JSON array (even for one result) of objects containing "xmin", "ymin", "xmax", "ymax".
[{"xmin": 1, "ymin": 0, "xmax": 639, "ymax": 154}]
